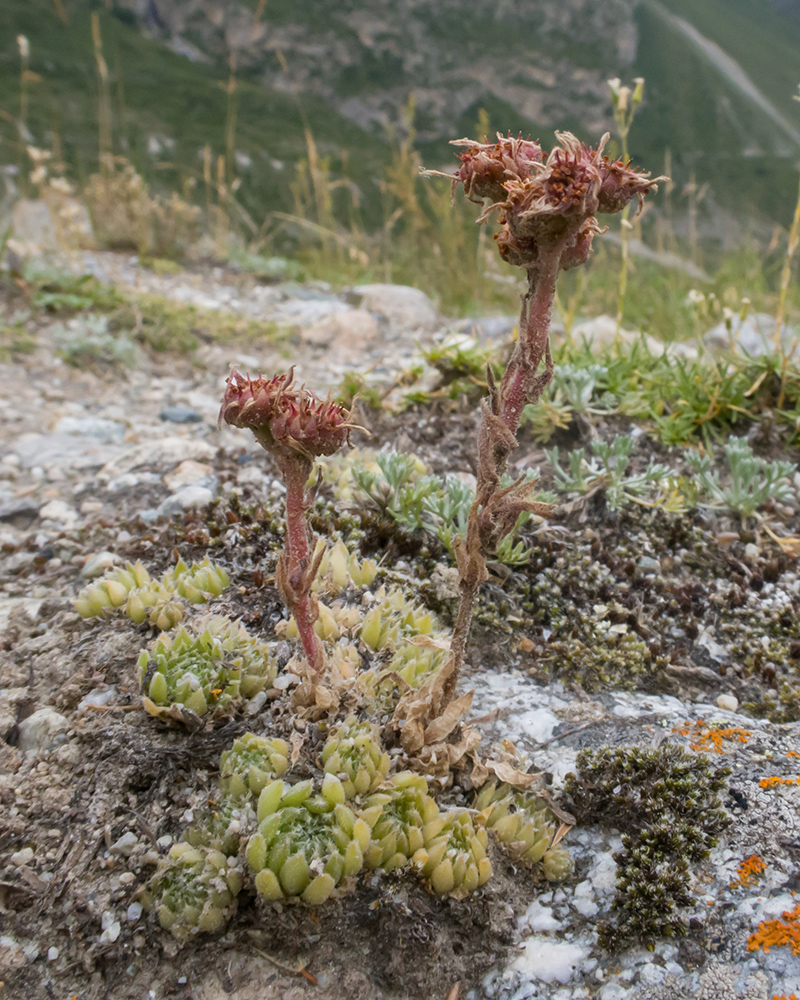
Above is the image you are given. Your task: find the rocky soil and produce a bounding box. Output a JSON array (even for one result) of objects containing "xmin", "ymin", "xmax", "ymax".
[{"xmin": 0, "ymin": 252, "xmax": 799, "ymax": 1000}]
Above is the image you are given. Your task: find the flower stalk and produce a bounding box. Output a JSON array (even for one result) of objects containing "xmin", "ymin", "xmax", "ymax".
[
  {"xmin": 220, "ymin": 369, "xmax": 359, "ymax": 673},
  {"xmin": 427, "ymin": 131, "xmax": 665, "ymax": 703}
]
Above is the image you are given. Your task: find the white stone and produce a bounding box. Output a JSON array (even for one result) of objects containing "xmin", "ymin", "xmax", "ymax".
[
  {"xmin": 353, "ymin": 283, "xmax": 439, "ymax": 331},
  {"xmin": 157, "ymin": 484, "xmax": 215, "ymax": 515},
  {"xmin": 47, "ymin": 947, "xmax": 59, "ymax": 961},
  {"xmin": 163, "ymin": 460, "xmax": 213, "ymax": 490},
  {"xmin": 519, "ymin": 900, "xmax": 560, "ymax": 933},
  {"xmin": 54, "ymin": 417, "xmax": 126, "ymax": 444},
  {"xmin": 304, "ymin": 308, "xmax": 379, "ymax": 360},
  {"xmin": 109, "ymin": 832, "xmax": 139, "ymax": 857},
  {"xmin": 10, "ymin": 847, "xmax": 34, "ymax": 867},
  {"xmin": 17, "ymin": 707, "xmax": 69, "ymax": 752},
  {"xmin": 38, "ymin": 500, "xmax": 78, "ymax": 525},
  {"xmin": 716, "ymin": 694, "xmax": 739, "ymax": 712},
  {"xmin": 508, "ymin": 937, "xmax": 590, "ymax": 984},
  {"xmin": 126, "ymin": 902, "xmax": 143, "ymax": 922}
]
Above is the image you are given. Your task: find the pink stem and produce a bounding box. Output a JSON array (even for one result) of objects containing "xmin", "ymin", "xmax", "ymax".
[
  {"xmin": 499, "ymin": 249, "xmax": 560, "ymax": 433},
  {"xmin": 277, "ymin": 453, "xmax": 325, "ymax": 674}
]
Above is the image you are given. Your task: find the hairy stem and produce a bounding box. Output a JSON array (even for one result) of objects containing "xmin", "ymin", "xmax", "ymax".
[
  {"xmin": 278, "ymin": 453, "xmax": 325, "ymax": 674},
  {"xmin": 446, "ymin": 246, "xmax": 561, "ymax": 701}
]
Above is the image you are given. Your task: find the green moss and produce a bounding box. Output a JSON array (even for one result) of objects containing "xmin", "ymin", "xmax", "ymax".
[{"xmin": 565, "ymin": 745, "xmax": 731, "ymax": 948}]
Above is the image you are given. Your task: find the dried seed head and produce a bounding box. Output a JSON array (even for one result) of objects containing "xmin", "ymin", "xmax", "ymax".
[
  {"xmin": 220, "ymin": 369, "xmax": 357, "ymax": 460},
  {"xmin": 434, "ymin": 130, "xmax": 666, "ymax": 272}
]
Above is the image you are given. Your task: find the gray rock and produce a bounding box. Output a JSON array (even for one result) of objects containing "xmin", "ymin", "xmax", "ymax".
[
  {"xmin": 454, "ymin": 315, "xmax": 516, "ymax": 341},
  {"xmin": 54, "ymin": 417, "xmax": 126, "ymax": 444},
  {"xmin": 704, "ymin": 312, "xmax": 799, "ymax": 356},
  {"xmin": 109, "ymin": 832, "xmax": 139, "ymax": 857},
  {"xmin": 157, "ymin": 484, "xmax": 215, "ymax": 516},
  {"xmin": 17, "ymin": 707, "xmax": 69, "ymax": 752},
  {"xmin": 0, "ymin": 498, "xmax": 41, "ymax": 526},
  {"xmin": 352, "ymin": 283, "xmax": 439, "ymax": 331},
  {"xmin": 9, "ymin": 198, "xmax": 60, "ymax": 255},
  {"xmin": 13, "ymin": 432, "xmax": 123, "ymax": 471},
  {"xmin": 273, "ymin": 297, "xmax": 353, "ymax": 327},
  {"xmin": 159, "ymin": 406, "xmax": 203, "ymax": 424}
]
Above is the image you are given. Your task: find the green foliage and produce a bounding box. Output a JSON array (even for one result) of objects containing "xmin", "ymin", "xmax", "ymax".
[
  {"xmin": 321, "ymin": 717, "xmax": 390, "ymax": 798},
  {"xmin": 24, "ymin": 263, "xmax": 123, "ymax": 314},
  {"xmin": 246, "ymin": 777, "xmax": 377, "ymax": 904},
  {"xmin": 74, "ymin": 557, "xmax": 230, "ymax": 629},
  {"xmin": 417, "ymin": 809, "xmax": 492, "ymax": 897},
  {"xmin": 420, "ymin": 336, "xmax": 503, "ymax": 402},
  {"xmin": 219, "ymin": 735, "xmax": 291, "ymax": 797},
  {"xmin": 141, "ymin": 842, "xmax": 242, "ymax": 940},
  {"xmin": 363, "ymin": 771, "xmax": 441, "ymax": 871},
  {"xmin": 546, "ymin": 435, "xmax": 672, "ymax": 510},
  {"xmin": 685, "ymin": 437, "xmax": 795, "ymax": 517},
  {"xmin": 475, "ymin": 781, "xmax": 572, "ymax": 879},
  {"xmin": 565, "ymin": 745, "xmax": 731, "ymax": 947},
  {"xmin": 351, "ymin": 449, "xmax": 550, "ymax": 565},
  {"xmin": 139, "ymin": 616, "xmax": 276, "ymax": 719},
  {"xmin": 0, "ymin": 307, "xmax": 36, "ymax": 360}
]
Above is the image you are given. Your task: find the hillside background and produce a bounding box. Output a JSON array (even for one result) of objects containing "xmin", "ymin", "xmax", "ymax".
[{"xmin": 2, "ymin": 0, "xmax": 800, "ymax": 246}]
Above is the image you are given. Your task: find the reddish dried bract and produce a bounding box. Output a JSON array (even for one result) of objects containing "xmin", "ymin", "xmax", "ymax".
[
  {"xmin": 448, "ymin": 130, "xmax": 665, "ymax": 272},
  {"xmin": 220, "ymin": 369, "xmax": 354, "ymax": 459},
  {"xmin": 450, "ymin": 134, "xmax": 543, "ymax": 204}
]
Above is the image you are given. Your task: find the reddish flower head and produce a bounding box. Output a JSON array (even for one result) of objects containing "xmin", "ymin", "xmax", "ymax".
[
  {"xmin": 440, "ymin": 130, "xmax": 666, "ymax": 272},
  {"xmin": 430, "ymin": 134, "xmax": 544, "ymax": 205},
  {"xmin": 220, "ymin": 369, "xmax": 355, "ymax": 460}
]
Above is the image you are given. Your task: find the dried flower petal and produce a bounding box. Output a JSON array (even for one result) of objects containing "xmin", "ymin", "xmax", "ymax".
[{"xmin": 220, "ymin": 369, "xmax": 356, "ymax": 459}]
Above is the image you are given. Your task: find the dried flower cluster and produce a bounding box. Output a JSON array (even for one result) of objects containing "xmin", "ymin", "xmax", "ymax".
[
  {"xmin": 221, "ymin": 368, "xmax": 356, "ymax": 461},
  {"xmin": 220, "ymin": 369, "xmax": 359, "ymax": 674},
  {"xmin": 426, "ymin": 133, "xmax": 664, "ymax": 702}
]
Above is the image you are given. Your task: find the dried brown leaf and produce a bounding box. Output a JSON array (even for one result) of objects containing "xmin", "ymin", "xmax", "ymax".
[{"xmin": 423, "ymin": 690, "xmax": 474, "ymax": 744}]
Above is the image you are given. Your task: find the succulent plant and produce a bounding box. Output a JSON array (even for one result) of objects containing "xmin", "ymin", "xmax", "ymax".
[
  {"xmin": 359, "ymin": 588, "xmax": 437, "ymax": 652},
  {"xmin": 219, "ymin": 734, "xmax": 291, "ymax": 797},
  {"xmin": 245, "ymin": 778, "xmax": 380, "ymax": 904},
  {"xmin": 363, "ymin": 771, "xmax": 440, "ymax": 872},
  {"xmin": 74, "ymin": 556, "xmax": 230, "ymax": 629},
  {"xmin": 416, "ymin": 809, "xmax": 492, "ymax": 897},
  {"xmin": 314, "ymin": 539, "xmax": 379, "ymax": 595},
  {"xmin": 475, "ymin": 781, "xmax": 572, "ymax": 879},
  {"xmin": 321, "ymin": 717, "xmax": 390, "ymax": 799},
  {"xmin": 186, "ymin": 794, "xmax": 257, "ymax": 856},
  {"xmin": 138, "ymin": 615, "xmax": 276, "ymax": 719},
  {"xmin": 140, "ymin": 842, "xmax": 243, "ymax": 940}
]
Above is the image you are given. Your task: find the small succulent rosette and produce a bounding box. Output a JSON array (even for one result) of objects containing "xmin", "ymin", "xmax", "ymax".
[
  {"xmin": 140, "ymin": 842, "xmax": 243, "ymax": 940},
  {"xmin": 139, "ymin": 615, "xmax": 276, "ymax": 722},
  {"xmin": 363, "ymin": 771, "xmax": 441, "ymax": 872},
  {"xmin": 321, "ymin": 716, "xmax": 390, "ymax": 799},
  {"xmin": 74, "ymin": 557, "xmax": 229, "ymax": 630},
  {"xmin": 245, "ymin": 777, "xmax": 382, "ymax": 905},
  {"xmin": 476, "ymin": 781, "xmax": 573, "ymax": 880}
]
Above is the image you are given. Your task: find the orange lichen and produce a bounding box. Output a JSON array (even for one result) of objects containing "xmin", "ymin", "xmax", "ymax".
[
  {"xmin": 772, "ymin": 994, "xmax": 800, "ymax": 1000},
  {"xmin": 747, "ymin": 904, "xmax": 800, "ymax": 956},
  {"xmin": 730, "ymin": 854, "xmax": 767, "ymax": 889},
  {"xmin": 759, "ymin": 776, "xmax": 800, "ymax": 788},
  {"xmin": 786, "ymin": 751, "xmax": 800, "ymax": 758},
  {"xmin": 672, "ymin": 720, "xmax": 751, "ymax": 754}
]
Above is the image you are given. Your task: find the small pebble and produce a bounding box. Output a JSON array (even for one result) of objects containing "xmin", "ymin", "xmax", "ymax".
[
  {"xmin": 716, "ymin": 694, "xmax": 739, "ymax": 712},
  {"xmin": 160, "ymin": 406, "xmax": 202, "ymax": 424},
  {"xmin": 118, "ymin": 872, "xmax": 135, "ymax": 886},
  {"xmin": 11, "ymin": 847, "xmax": 34, "ymax": 867},
  {"xmin": 156, "ymin": 835, "xmax": 173, "ymax": 849},
  {"xmin": 126, "ymin": 902, "xmax": 143, "ymax": 922},
  {"xmin": 47, "ymin": 947, "xmax": 58, "ymax": 961}
]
